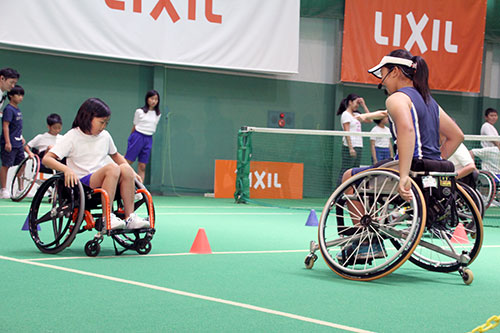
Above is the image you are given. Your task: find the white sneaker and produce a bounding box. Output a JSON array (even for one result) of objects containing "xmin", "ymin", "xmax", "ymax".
[
  {"xmin": 0, "ymin": 188, "xmax": 10, "ymax": 199},
  {"xmin": 104, "ymin": 213, "xmax": 126, "ymax": 230},
  {"xmin": 125, "ymin": 213, "xmax": 150, "ymax": 229}
]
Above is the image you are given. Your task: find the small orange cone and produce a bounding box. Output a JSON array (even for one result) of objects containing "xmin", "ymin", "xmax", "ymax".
[
  {"xmin": 189, "ymin": 228, "xmax": 212, "ymax": 254},
  {"xmin": 451, "ymin": 223, "xmax": 469, "ymax": 244}
]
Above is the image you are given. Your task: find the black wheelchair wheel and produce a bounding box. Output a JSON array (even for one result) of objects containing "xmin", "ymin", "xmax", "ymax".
[
  {"xmin": 11, "ymin": 155, "xmax": 40, "ymax": 202},
  {"xmin": 28, "ymin": 174, "xmax": 85, "ymax": 254},
  {"xmin": 403, "ymin": 184, "xmax": 483, "ymax": 273},
  {"xmin": 84, "ymin": 240, "xmax": 101, "ymax": 257},
  {"xmin": 318, "ymin": 168, "xmax": 426, "ymax": 281}
]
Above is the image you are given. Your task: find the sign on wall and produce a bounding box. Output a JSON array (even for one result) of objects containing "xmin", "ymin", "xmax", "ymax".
[
  {"xmin": 0, "ymin": 0, "xmax": 299, "ymax": 74},
  {"xmin": 341, "ymin": 0, "xmax": 487, "ymax": 93},
  {"xmin": 214, "ymin": 160, "xmax": 303, "ymax": 199}
]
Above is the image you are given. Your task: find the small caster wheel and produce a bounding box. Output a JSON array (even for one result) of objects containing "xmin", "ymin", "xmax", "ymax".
[
  {"xmin": 459, "ymin": 267, "xmax": 474, "ymax": 285},
  {"xmin": 135, "ymin": 239, "xmax": 152, "ymax": 255},
  {"xmin": 85, "ymin": 240, "xmax": 100, "ymax": 257},
  {"xmin": 304, "ymin": 253, "xmax": 318, "ymax": 269}
]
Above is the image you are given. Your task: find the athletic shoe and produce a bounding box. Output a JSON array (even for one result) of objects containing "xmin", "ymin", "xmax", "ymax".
[
  {"xmin": 103, "ymin": 213, "xmax": 126, "ymax": 230},
  {"xmin": 336, "ymin": 239, "xmax": 386, "ymax": 263},
  {"xmin": 125, "ymin": 213, "xmax": 150, "ymax": 229}
]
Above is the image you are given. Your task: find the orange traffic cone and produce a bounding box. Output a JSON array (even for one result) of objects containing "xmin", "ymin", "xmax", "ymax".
[
  {"xmin": 189, "ymin": 228, "xmax": 212, "ymax": 254},
  {"xmin": 451, "ymin": 223, "xmax": 469, "ymax": 244}
]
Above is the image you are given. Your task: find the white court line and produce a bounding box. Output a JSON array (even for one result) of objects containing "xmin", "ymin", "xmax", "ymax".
[
  {"xmin": 25, "ymin": 249, "xmax": 308, "ymax": 261},
  {"xmin": 0, "ymin": 254, "xmax": 373, "ymax": 333},
  {"xmin": 25, "ymin": 244, "xmax": 500, "ymax": 262}
]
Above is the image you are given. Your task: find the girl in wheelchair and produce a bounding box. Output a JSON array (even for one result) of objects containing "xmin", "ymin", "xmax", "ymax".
[{"xmin": 43, "ymin": 98, "xmax": 150, "ymax": 230}]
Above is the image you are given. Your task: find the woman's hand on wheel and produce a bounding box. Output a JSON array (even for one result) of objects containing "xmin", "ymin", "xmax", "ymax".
[{"xmin": 398, "ymin": 175, "xmax": 413, "ymax": 201}]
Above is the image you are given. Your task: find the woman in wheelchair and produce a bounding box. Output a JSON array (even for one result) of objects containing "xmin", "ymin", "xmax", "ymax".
[
  {"xmin": 43, "ymin": 98, "xmax": 150, "ymax": 230},
  {"xmin": 304, "ymin": 49, "xmax": 482, "ymax": 284},
  {"xmin": 338, "ymin": 49, "xmax": 464, "ymax": 260}
]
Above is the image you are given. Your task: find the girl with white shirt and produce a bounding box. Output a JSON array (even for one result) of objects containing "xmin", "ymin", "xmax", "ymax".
[
  {"xmin": 43, "ymin": 98, "xmax": 150, "ymax": 230},
  {"xmin": 125, "ymin": 90, "xmax": 162, "ymax": 182},
  {"xmin": 336, "ymin": 93, "xmax": 370, "ymax": 185}
]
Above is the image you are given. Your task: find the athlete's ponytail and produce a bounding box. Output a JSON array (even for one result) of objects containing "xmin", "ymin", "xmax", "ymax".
[{"xmin": 411, "ymin": 55, "xmax": 430, "ymax": 103}]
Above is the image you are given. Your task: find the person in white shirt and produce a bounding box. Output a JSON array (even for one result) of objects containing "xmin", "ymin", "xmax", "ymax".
[
  {"xmin": 369, "ymin": 115, "xmax": 394, "ymax": 164},
  {"xmin": 447, "ymin": 143, "xmax": 478, "ymax": 187},
  {"xmin": 43, "ymin": 98, "xmax": 150, "ymax": 230},
  {"xmin": 24, "ymin": 113, "xmax": 63, "ymax": 159},
  {"xmin": 336, "ymin": 93, "xmax": 370, "ymax": 185},
  {"xmin": 0, "ymin": 68, "xmax": 20, "ymax": 117},
  {"xmin": 125, "ymin": 90, "xmax": 162, "ymax": 182},
  {"xmin": 480, "ymin": 108, "xmax": 500, "ymax": 149}
]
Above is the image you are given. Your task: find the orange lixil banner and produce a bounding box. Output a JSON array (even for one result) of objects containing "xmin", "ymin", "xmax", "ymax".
[
  {"xmin": 214, "ymin": 160, "xmax": 303, "ymax": 199},
  {"xmin": 341, "ymin": 0, "xmax": 487, "ymax": 93}
]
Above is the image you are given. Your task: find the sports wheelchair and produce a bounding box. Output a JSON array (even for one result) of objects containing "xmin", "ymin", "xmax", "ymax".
[
  {"xmin": 304, "ymin": 159, "xmax": 483, "ymax": 285},
  {"xmin": 10, "ymin": 149, "xmax": 59, "ymax": 202},
  {"xmin": 476, "ymin": 170, "xmax": 499, "ymax": 210},
  {"xmin": 28, "ymin": 173, "xmax": 155, "ymax": 257}
]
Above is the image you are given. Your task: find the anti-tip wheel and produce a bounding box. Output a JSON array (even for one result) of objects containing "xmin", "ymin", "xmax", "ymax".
[
  {"xmin": 84, "ymin": 240, "xmax": 101, "ymax": 257},
  {"xmin": 304, "ymin": 254, "xmax": 317, "ymax": 269},
  {"xmin": 461, "ymin": 268, "xmax": 474, "ymax": 285}
]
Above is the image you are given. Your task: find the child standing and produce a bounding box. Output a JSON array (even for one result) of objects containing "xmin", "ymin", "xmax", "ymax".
[
  {"xmin": 369, "ymin": 115, "xmax": 393, "ymax": 164},
  {"xmin": 43, "ymin": 98, "xmax": 150, "ymax": 230},
  {"xmin": 1, "ymin": 85, "xmax": 25, "ymax": 198},
  {"xmin": 125, "ymin": 90, "xmax": 161, "ymax": 182},
  {"xmin": 25, "ymin": 113, "xmax": 63, "ymax": 159}
]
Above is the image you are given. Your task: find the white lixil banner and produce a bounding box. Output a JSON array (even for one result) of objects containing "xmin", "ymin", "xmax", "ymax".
[{"xmin": 0, "ymin": 0, "xmax": 300, "ymax": 74}]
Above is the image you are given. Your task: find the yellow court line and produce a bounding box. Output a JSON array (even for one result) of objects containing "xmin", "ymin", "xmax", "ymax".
[{"xmin": 0, "ymin": 255, "xmax": 374, "ymax": 333}]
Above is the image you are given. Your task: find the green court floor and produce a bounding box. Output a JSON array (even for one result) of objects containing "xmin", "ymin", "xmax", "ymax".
[{"xmin": 0, "ymin": 196, "xmax": 499, "ymax": 332}]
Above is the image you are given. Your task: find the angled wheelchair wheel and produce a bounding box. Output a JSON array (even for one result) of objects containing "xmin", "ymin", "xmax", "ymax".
[
  {"xmin": 476, "ymin": 170, "xmax": 496, "ymax": 209},
  {"xmin": 11, "ymin": 155, "xmax": 40, "ymax": 202},
  {"xmin": 28, "ymin": 174, "xmax": 85, "ymax": 254},
  {"xmin": 318, "ymin": 168, "xmax": 426, "ymax": 281},
  {"xmin": 111, "ymin": 180, "xmax": 155, "ymax": 255},
  {"xmin": 401, "ymin": 184, "xmax": 483, "ymax": 273}
]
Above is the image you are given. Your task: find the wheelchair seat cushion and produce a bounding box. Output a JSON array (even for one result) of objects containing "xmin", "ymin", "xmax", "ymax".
[{"xmin": 410, "ymin": 158, "xmax": 454, "ymax": 172}]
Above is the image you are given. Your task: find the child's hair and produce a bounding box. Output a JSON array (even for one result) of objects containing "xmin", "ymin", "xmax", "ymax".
[
  {"xmin": 336, "ymin": 93, "xmax": 360, "ymax": 115},
  {"xmin": 485, "ymin": 108, "xmax": 498, "ymax": 117},
  {"xmin": 7, "ymin": 85, "xmax": 24, "ymax": 99},
  {"xmin": 0, "ymin": 68, "xmax": 20, "ymax": 80},
  {"xmin": 72, "ymin": 98, "xmax": 111, "ymax": 134},
  {"xmin": 374, "ymin": 118, "xmax": 383, "ymax": 125},
  {"xmin": 47, "ymin": 113, "xmax": 62, "ymax": 126},
  {"xmin": 141, "ymin": 89, "xmax": 161, "ymax": 116},
  {"xmin": 383, "ymin": 49, "xmax": 430, "ymax": 103}
]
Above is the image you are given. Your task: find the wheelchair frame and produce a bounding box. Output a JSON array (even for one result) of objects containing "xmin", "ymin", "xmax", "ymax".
[
  {"xmin": 28, "ymin": 173, "xmax": 156, "ymax": 257},
  {"xmin": 304, "ymin": 165, "xmax": 483, "ymax": 285}
]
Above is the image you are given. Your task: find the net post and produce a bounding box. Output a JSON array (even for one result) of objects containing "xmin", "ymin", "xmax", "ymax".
[{"xmin": 234, "ymin": 128, "xmax": 252, "ymax": 203}]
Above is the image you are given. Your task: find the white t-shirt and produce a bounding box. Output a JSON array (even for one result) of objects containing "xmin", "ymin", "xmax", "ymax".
[
  {"xmin": 133, "ymin": 108, "xmax": 161, "ymax": 136},
  {"xmin": 27, "ymin": 132, "xmax": 62, "ymax": 152},
  {"xmin": 480, "ymin": 122, "xmax": 499, "ymax": 148},
  {"xmin": 471, "ymin": 146, "xmax": 500, "ymax": 174},
  {"xmin": 341, "ymin": 111, "xmax": 362, "ymax": 148},
  {"xmin": 369, "ymin": 125, "xmax": 391, "ymax": 148},
  {"xmin": 50, "ymin": 128, "xmax": 118, "ymax": 178},
  {"xmin": 448, "ymin": 143, "xmax": 474, "ymax": 172}
]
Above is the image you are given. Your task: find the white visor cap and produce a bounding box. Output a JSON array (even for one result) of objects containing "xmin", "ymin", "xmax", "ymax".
[{"xmin": 368, "ymin": 56, "xmax": 414, "ymax": 79}]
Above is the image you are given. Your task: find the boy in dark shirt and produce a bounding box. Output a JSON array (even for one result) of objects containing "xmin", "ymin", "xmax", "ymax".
[{"xmin": 1, "ymin": 85, "xmax": 25, "ymax": 198}]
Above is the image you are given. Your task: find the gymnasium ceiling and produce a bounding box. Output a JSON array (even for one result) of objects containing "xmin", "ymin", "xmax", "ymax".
[{"xmin": 300, "ymin": 0, "xmax": 500, "ymax": 42}]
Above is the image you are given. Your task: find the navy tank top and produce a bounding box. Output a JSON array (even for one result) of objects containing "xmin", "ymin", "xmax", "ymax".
[{"xmin": 388, "ymin": 87, "xmax": 441, "ymax": 160}]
